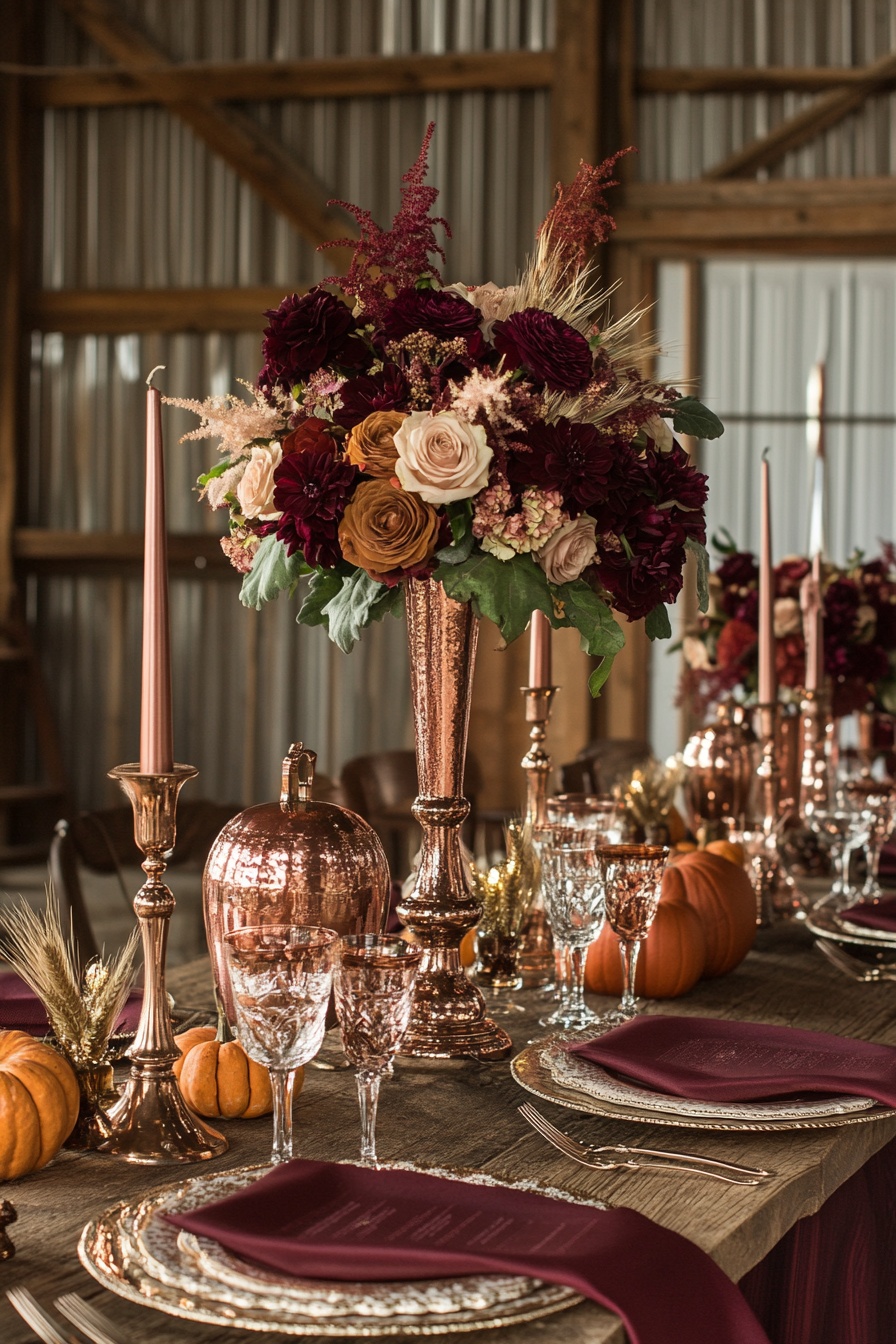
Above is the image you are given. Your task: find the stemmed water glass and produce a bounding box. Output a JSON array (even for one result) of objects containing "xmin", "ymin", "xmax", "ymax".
[
  {"xmin": 597, "ymin": 844, "xmax": 669, "ymax": 1024},
  {"xmin": 224, "ymin": 924, "xmax": 337, "ymax": 1164},
  {"xmin": 333, "ymin": 934, "xmax": 422, "ymax": 1166},
  {"xmin": 844, "ymin": 778, "xmax": 896, "ymax": 903},
  {"xmin": 537, "ymin": 833, "xmax": 606, "ymax": 1033}
]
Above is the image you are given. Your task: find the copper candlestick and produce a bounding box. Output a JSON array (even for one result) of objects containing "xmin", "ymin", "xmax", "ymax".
[
  {"xmin": 100, "ymin": 763, "xmax": 227, "ymax": 1163},
  {"xmin": 798, "ymin": 688, "xmax": 831, "ymax": 818},
  {"xmin": 752, "ymin": 703, "xmax": 783, "ymax": 927},
  {"xmin": 517, "ymin": 685, "xmax": 558, "ymax": 987}
]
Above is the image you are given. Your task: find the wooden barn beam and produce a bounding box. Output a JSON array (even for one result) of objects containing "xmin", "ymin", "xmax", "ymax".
[
  {"xmin": 54, "ymin": 0, "xmax": 355, "ymax": 264},
  {"xmin": 0, "ymin": 49, "xmax": 24, "ymax": 622},
  {"xmin": 25, "ymin": 286, "xmax": 296, "ymax": 334},
  {"xmin": 551, "ymin": 0, "xmax": 601, "ymax": 185},
  {"xmin": 13, "ymin": 528, "xmax": 230, "ymax": 575},
  {"xmin": 704, "ymin": 48, "xmax": 896, "ymax": 179},
  {"xmin": 638, "ymin": 66, "xmax": 896, "ymax": 95},
  {"xmin": 27, "ymin": 49, "xmax": 555, "ymax": 107}
]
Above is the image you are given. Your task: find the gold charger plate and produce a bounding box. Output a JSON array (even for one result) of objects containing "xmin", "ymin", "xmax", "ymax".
[
  {"xmin": 511, "ymin": 1042, "xmax": 896, "ymax": 1133},
  {"xmin": 806, "ymin": 895, "xmax": 896, "ymax": 951},
  {"xmin": 79, "ymin": 1163, "xmax": 588, "ymax": 1336}
]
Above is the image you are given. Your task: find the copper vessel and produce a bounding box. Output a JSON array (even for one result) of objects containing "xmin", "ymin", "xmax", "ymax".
[
  {"xmin": 396, "ymin": 579, "xmax": 512, "ymax": 1059},
  {"xmin": 682, "ymin": 701, "xmax": 757, "ymax": 835},
  {"xmin": 203, "ymin": 744, "xmax": 389, "ymax": 1022}
]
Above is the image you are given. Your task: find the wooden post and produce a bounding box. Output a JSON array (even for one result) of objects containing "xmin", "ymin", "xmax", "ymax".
[
  {"xmin": 551, "ymin": 0, "xmax": 601, "ymax": 186},
  {"xmin": 0, "ymin": 40, "xmax": 24, "ymax": 624}
]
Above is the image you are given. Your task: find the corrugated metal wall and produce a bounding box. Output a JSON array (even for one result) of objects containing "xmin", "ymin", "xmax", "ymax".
[{"xmin": 29, "ymin": 0, "xmax": 554, "ymax": 809}]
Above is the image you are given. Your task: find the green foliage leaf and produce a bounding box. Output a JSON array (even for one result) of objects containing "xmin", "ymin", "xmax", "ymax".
[
  {"xmin": 435, "ymin": 532, "xmax": 475, "ymax": 566},
  {"xmin": 434, "ymin": 552, "xmax": 554, "ymax": 646},
  {"xmin": 645, "ymin": 603, "xmax": 673, "ymax": 641},
  {"xmin": 667, "ymin": 396, "xmax": 724, "ymax": 441},
  {"xmin": 711, "ymin": 526, "xmax": 738, "ymax": 557},
  {"xmin": 588, "ymin": 660, "xmax": 615, "ymax": 698},
  {"xmin": 320, "ymin": 569, "xmax": 393, "ymax": 654},
  {"xmin": 555, "ymin": 580, "xmax": 625, "ymax": 698},
  {"xmin": 298, "ymin": 568, "xmax": 344, "ymax": 629},
  {"xmin": 197, "ymin": 458, "xmax": 233, "ymax": 489},
  {"xmin": 686, "ymin": 536, "xmax": 711, "ymax": 613},
  {"xmin": 239, "ymin": 535, "xmax": 308, "ymax": 611}
]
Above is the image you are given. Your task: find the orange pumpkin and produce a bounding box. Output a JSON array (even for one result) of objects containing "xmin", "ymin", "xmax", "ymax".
[
  {"xmin": 662, "ymin": 849, "xmax": 755, "ymax": 977},
  {"xmin": 173, "ymin": 1013, "xmax": 278, "ymax": 1120},
  {"xmin": 585, "ymin": 896, "xmax": 707, "ymax": 999},
  {"xmin": 402, "ymin": 926, "xmax": 476, "ymax": 967},
  {"xmin": 0, "ymin": 1030, "xmax": 79, "ymax": 1179},
  {"xmin": 705, "ymin": 839, "xmax": 746, "ymax": 867}
]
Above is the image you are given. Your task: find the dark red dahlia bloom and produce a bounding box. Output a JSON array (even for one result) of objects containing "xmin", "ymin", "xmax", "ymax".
[
  {"xmin": 774, "ymin": 556, "xmax": 811, "ymax": 598},
  {"xmin": 716, "ymin": 551, "xmax": 759, "ymax": 618},
  {"xmin": 596, "ymin": 505, "xmax": 687, "ymax": 620},
  {"xmin": 506, "ymin": 418, "xmax": 614, "ymax": 511},
  {"xmin": 644, "ymin": 443, "xmax": 708, "ymax": 544},
  {"xmin": 823, "ymin": 577, "xmax": 860, "ymax": 638},
  {"xmin": 262, "ymin": 289, "xmax": 365, "ymax": 389},
  {"xmin": 332, "ymin": 365, "xmax": 409, "ymax": 430},
  {"xmin": 493, "ymin": 309, "xmax": 593, "ymax": 392},
  {"xmin": 380, "ymin": 287, "xmax": 482, "ymax": 343},
  {"xmin": 273, "ymin": 450, "xmax": 356, "ymax": 567},
  {"xmin": 735, "ymin": 588, "xmax": 760, "ymax": 628}
]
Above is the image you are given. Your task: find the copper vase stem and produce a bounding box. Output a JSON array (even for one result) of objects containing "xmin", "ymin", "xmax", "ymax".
[
  {"xmin": 397, "ymin": 580, "xmax": 511, "ymax": 1060},
  {"xmin": 100, "ymin": 763, "xmax": 227, "ymax": 1163}
]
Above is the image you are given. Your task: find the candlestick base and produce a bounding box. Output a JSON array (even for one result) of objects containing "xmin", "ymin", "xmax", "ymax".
[
  {"xmin": 750, "ymin": 706, "xmax": 802, "ymax": 926},
  {"xmin": 99, "ymin": 764, "xmax": 227, "ymax": 1164},
  {"xmin": 517, "ymin": 685, "xmax": 559, "ymax": 988}
]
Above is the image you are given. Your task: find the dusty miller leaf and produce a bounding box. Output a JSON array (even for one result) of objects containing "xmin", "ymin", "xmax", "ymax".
[{"xmin": 240, "ymin": 535, "xmax": 307, "ymax": 611}]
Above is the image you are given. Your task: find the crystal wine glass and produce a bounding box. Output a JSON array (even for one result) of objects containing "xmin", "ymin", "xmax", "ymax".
[
  {"xmin": 224, "ymin": 924, "xmax": 337, "ymax": 1164},
  {"xmin": 333, "ymin": 935, "xmax": 422, "ymax": 1166},
  {"xmin": 844, "ymin": 778, "xmax": 896, "ymax": 902},
  {"xmin": 597, "ymin": 844, "xmax": 669, "ymax": 1024},
  {"xmin": 537, "ymin": 834, "xmax": 607, "ymax": 1033}
]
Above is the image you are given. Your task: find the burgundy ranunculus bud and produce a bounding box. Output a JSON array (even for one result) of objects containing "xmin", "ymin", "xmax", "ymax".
[
  {"xmin": 262, "ymin": 288, "xmax": 363, "ymax": 389},
  {"xmin": 332, "ymin": 366, "xmax": 410, "ymax": 430},
  {"xmin": 380, "ymin": 287, "xmax": 483, "ymax": 343},
  {"xmin": 493, "ymin": 308, "xmax": 593, "ymax": 392}
]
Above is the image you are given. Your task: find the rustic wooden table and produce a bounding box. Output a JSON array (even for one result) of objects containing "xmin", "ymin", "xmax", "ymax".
[{"xmin": 2, "ymin": 922, "xmax": 895, "ymax": 1344}]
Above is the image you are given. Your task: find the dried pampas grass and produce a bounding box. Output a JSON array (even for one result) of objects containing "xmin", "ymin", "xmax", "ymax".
[{"xmin": 1, "ymin": 889, "xmax": 138, "ymax": 1069}]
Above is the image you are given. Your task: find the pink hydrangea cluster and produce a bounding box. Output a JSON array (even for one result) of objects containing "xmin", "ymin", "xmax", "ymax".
[{"xmin": 472, "ymin": 477, "xmax": 566, "ymax": 560}]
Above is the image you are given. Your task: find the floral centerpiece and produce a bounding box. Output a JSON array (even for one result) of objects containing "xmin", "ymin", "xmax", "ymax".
[
  {"xmin": 172, "ymin": 126, "xmax": 720, "ymax": 695},
  {"xmin": 679, "ymin": 536, "xmax": 896, "ymax": 718}
]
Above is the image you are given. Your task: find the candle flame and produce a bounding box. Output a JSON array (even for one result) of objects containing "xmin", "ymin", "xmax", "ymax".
[{"xmin": 146, "ymin": 365, "xmax": 167, "ymax": 387}]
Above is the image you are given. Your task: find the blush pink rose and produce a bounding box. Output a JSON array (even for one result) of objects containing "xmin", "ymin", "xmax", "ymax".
[
  {"xmin": 536, "ymin": 514, "xmax": 598, "ymax": 585},
  {"xmin": 394, "ymin": 411, "xmax": 492, "ymax": 505}
]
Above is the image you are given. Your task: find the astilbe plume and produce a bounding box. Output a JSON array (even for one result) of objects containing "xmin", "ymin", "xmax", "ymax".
[
  {"xmin": 537, "ymin": 148, "xmax": 632, "ymax": 274},
  {"xmin": 320, "ymin": 123, "xmax": 450, "ymax": 323}
]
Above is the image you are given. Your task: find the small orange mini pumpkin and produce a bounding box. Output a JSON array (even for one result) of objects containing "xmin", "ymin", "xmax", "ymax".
[
  {"xmin": 585, "ymin": 895, "xmax": 707, "ymax": 999},
  {"xmin": 173, "ymin": 1011, "xmax": 279, "ymax": 1120},
  {"xmin": 0, "ymin": 1030, "xmax": 79, "ymax": 1179},
  {"xmin": 661, "ymin": 849, "xmax": 755, "ymax": 977}
]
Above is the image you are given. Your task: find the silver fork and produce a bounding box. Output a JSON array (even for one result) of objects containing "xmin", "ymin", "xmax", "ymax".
[
  {"xmin": 54, "ymin": 1296, "xmax": 128, "ymax": 1344},
  {"xmin": 6, "ymin": 1288, "xmax": 81, "ymax": 1344},
  {"xmin": 518, "ymin": 1103, "xmax": 773, "ymax": 1184},
  {"xmin": 815, "ymin": 937, "xmax": 896, "ymax": 983}
]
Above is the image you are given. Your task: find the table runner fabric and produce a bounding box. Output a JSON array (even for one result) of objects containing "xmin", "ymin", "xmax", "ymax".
[
  {"xmin": 569, "ymin": 1016, "xmax": 896, "ymax": 1106},
  {"xmin": 169, "ymin": 1159, "xmax": 771, "ymax": 1344},
  {"xmin": 841, "ymin": 894, "xmax": 896, "ymax": 933},
  {"xmin": 740, "ymin": 1134, "xmax": 896, "ymax": 1344},
  {"xmin": 0, "ymin": 971, "xmax": 141, "ymax": 1035}
]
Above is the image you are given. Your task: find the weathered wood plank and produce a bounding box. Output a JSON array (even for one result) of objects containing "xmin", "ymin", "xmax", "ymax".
[
  {"xmin": 638, "ymin": 65, "xmax": 896, "ymax": 95},
  {"xmin": 551, "ymin": 0, "xmax": 601, "ymax": 187},
  {"xmin": 24, "ymin": 285, "xmax": 295, "ymax": 334},
  {"xmin": 13, "ymin": 528, "xmax": 231, "ymax": 574},
  {"xmin": 27, "ymin": 50, "xmax": 556, "ymax": 108}
]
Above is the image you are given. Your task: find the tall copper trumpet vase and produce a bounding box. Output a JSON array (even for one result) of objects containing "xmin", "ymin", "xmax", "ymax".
[
  {"xmin": 397, "ymin": 580, "xmax": 512, "ymax": 1060},
  {"xmin": 100, "ymin": 763, "xmax": 227, "ymax": 1163}
]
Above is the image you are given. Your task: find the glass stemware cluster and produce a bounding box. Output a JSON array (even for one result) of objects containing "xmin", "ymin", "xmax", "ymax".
[{"xmin": 224, "ymin": 925, "xmax": 420, "ymax": 1167}]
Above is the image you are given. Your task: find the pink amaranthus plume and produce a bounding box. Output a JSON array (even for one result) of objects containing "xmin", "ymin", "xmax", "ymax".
[
  {"xmin": 320, "ymin": 123, "xmax": 450, "ymax": 323},
  {"xmin": 538, "ymin": 148, "xmax": 633, "ymax": 273}
]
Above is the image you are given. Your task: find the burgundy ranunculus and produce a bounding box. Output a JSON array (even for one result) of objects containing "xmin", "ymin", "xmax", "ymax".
[
  {"xmin": 774, "ymin": 556, "xmax": 811, "ymax": 598},
  {"xmin": 262, "ymin": 289, "xmax": 365, "ymax": 389},
  {"xmin": 274, "ymin": 449, "xmax": 357, "ymax": 567},
  {"xmin": 380, "ymin": 287, "xmax": 482, "ymax": 343},
  {"xmin": 332, "ymin": 365, "xmax": 409, "ymax": 430},
  {"xmin": 506, "ymin": 418, "xmax": 615, "ymax": 512},
  {"xmin": 493, "ymin": 309, "xmax": 593, "ymax": 392}
]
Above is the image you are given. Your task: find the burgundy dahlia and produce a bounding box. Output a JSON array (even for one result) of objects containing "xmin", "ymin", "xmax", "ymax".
[
  {"xmin": 332, "ymin": 366, "xmax": 410, "ymax": 430},
  {"xmin": 596, "ymin": 505, "xmax": 688, "ymax": 620},
  {"xmin": 274, "ymin": 449, "xmax": 357, "ymax": 567},
  {"xmin": 506, "ymin": 418, "xmax": 615, "ymax": 512},
  {"xmin": 493, "ymin": 309, "xmax": 593, "ymax": 393},
  {"xmin": 380, "ymin": 287, "xmax": 482, "ymax": 343},
  {"xmin": 645, "ymin": 444, "xmax": 708, "ymax": 544},
  {"xmin": 716, "ymin": 551, "xmax": 759, "ymax": 619},
  {"xmin": 262, "ymin": 289, "xmax": 365, "ymax": 390}
]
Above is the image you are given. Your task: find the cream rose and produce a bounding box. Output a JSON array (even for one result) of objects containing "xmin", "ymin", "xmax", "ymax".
[
  {"xmin": 536, "ymin": 515, "xmax": 597, "ymax": 585},
  {"xmin": 642, "ymin": 413, "xmax": 675, "ymax": 452},
  {"xmin": 394, "ymin": 411, "xmax": 492, "ymax": 505},
  {"xmin": 445, "ymin": 281, "xmax": 520, "ymax": 339},
  {"xmin": 774, "ymin": 596, "xmax": 802, "ymax": 638},
  {"xmin": 236, "ymin": 442, "xmax": 282, "ymax": 520}
]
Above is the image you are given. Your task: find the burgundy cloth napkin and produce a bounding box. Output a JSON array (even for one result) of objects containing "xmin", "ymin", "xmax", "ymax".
[
  {"xmin": 841, "ymin": 896, "xmax": 896, "ymax": 933},
  {"xmin": 879, "ymin": 840, "xmax": 896, "ymax": 881},
  {"xmin": 569, "ymin": 1016, "xmax": 896, "ymax": 1107},
  {"xmin": 169, "ymin": 1159, "xmax": 769, "ymax": 1344},
  {"xmin": 0, "ymin": 970, "xmax": 141, "ymax": 1036}
]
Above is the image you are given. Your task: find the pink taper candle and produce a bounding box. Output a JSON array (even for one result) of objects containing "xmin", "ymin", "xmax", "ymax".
[
  {"xmin": 757, "ymin": 448, "xmax": 776, "ymax": 705},
  {"xmin": 528, "ymin": 610, "xmax": 552, "ymax": 688},
  {"xmin": 802, "ymin": 551, "xmax": 824, "ymax": 693},
  {"xmin": 139, "ymin": 367, "xmax": 174, "ymax": 774}
]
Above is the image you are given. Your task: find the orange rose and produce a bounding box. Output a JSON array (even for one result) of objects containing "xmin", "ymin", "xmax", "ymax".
[
  {"xmin": 345, "ymin": 411, "xmax": 407, "ymax": 478},
  {"xmin": 282, "ymin": 419, "xmax": 334, "ymax": 457},
  {"xmin": 339, "ymin": 479, "xmax": 439, "ymax": 578}
]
